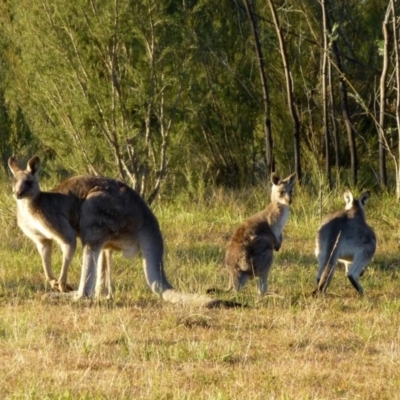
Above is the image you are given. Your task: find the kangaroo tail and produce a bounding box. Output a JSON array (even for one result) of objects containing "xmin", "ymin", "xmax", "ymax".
[
  {"xmin": 140, "ymin": 227, "xmax": 241, "ymax": 308},
  {"xmin": 161, "ymin": 289, "xmax": 242, "ymax": 308},
  {"xmin": 317, "ymin": 262, "xmax": 338, "ymax": 292},
  {"xmin": 316, "ymin": 232, "xmax": 342, "ymax": 293}
]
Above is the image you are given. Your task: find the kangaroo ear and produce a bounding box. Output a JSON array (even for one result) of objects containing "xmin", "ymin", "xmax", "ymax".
[
  {"xmin": 343, "ymin": 189, "xmax": 353, "ymax": 209},
  {"xmin": 27, "ymin": 156, "xmax": 41, "ymax": 176},
  {"xmin": 8, "ymin": 156, "xmax": 21, "ymax": 176},
  {"xmin": 271, "ymin": 172, "xmax": 281, "ymax": 186},
  {"xmin": 284, "ymin": 172, "xmax": 296, "ymax": 186},
  {"xmin": 359, "ymin": 191, "xmax": 370, "ymax": 207}
]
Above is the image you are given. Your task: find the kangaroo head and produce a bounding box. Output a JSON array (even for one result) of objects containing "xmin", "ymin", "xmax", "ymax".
[
  {"xmin": 8, "ymin": 156, "xmax": 41, "ymax": 200},
  {"xmin": 270, "ymin": 172, "xmax": 296, "ymax": 206},
  {"xmin": 343, "ymin": 189, "xmax": 370, "ymax": 217}
]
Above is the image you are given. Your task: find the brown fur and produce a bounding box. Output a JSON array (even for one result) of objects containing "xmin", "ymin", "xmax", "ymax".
[{"xmin": 225, "ymin": 172, "xmax": 296, "ymax": 295}]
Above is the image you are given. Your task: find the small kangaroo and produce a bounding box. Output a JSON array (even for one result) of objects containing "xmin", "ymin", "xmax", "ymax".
[
  {"xmin": 224, "ymin": 172, "xmax": 296, "ymax": 295},
  {"xmin": 314, "ymin": 189, "xmax": 376, "ymax": 295},
  {"xmin": 9, "ymin": 156, "xmax": 236, "ymax": 307}
]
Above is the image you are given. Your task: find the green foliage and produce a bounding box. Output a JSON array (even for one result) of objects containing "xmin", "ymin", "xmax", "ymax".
[{"xmin": 0, "ymin": 0, "xmax": 398, "ymax": 195}]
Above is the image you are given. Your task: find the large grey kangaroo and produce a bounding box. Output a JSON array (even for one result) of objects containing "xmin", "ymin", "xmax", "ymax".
[
  {"xmin": 9, "ymin": 156, "xmax": 234, "ymax": 307},
  {"xmin": 314, "ymin": 189, "xmax": 376, "ymax": 295},
  {"xmin": 224, "ymin": 172, "xmax": 296, "ymax": 295}
]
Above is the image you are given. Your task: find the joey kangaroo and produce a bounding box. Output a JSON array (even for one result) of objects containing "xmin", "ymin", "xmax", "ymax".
[
  {"xmin": 224, "ymin": 172, "xmax": 296, "ymax": 295},
  {"xmin": 314, "ymin": 189, "xmax": 376, "ymax": 295},
  {"xmin": 9, "ymin": 156, "xmax": 235, "ymax": 307}
]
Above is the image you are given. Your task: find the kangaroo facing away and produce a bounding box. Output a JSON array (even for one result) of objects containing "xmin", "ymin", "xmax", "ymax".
[
  {"xmin": 314, "ymin": 189, "xmax": 376, "ymax": 295},
  {"xmin": 9, "ymin": 156, "xmax": 236, "ymax": 307},
  {"xmin": 224, "ymin": 172, "xmax": 296, "ymax": 295}
]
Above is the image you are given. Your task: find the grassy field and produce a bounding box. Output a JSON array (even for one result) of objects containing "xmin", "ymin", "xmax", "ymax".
[{"xmin": 1, "ymin": 180, "xmax": 400, "ymax": 399}]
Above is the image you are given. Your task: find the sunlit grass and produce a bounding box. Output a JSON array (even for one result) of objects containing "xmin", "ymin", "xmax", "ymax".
[{"xmin": 1, "ymin": 180, "xmax": 400, "ymax": 399}]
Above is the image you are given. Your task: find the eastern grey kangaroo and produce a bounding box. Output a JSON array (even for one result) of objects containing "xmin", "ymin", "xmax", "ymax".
[
  {"xmin": 314, "ymin": 189, "xmax": 376, "ymax": 295},
  {"xmin": 9, "ymin": 156, "xmax": 79, "ymax": 293},
  {"xmin": 224, "ymin": 172, "xmax": 296, "ymax": 295},
  {"xmin": 9, "ymin": 156, "xmax": 234, "ymax": 307}
]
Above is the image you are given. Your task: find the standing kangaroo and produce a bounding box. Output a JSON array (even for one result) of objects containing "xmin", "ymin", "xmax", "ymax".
[
  {"xmin": 224, "ymin": 172, "xmax": 296, "ymax": 295},
  {"xmin": 9, "ymin": 156, "xmax": 79, "ymax": 293},
  {"xmin": 9, "ymin": 156, "xmax": 234, "ymax": 307},
  {"xmin": 314, "ymin": 189, "xmax": 376, "ymax": 295}
]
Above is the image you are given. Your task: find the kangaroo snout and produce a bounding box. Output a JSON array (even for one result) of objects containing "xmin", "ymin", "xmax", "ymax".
[
  {"xmin": 13, "ymin": 182, "xmax": 33, "ymax": 199},
  {"xmin": 13, "ymin": 188, "xmax": 26, "ymax": 199}
]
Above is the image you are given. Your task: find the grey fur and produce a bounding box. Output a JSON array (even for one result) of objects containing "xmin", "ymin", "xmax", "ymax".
[
  {"xmin": 315, "ymin": 189, "xmax": 376, "ymax": 295},
  {"xmin": 9, "ymin": 156, "xmax": 235, "ymax": 307}
]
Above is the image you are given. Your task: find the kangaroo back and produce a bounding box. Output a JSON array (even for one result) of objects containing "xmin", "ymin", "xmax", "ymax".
[
  {"xmin": 315, "ymin": 189, "xmax": 376, "ymax": 295},
  {"xmin": 73, "ymin": 176, "xmax": 238, "ymax": 306}
]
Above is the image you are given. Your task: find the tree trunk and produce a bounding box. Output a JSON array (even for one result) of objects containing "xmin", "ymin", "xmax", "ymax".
[
  {"xmin": 267, "ymin": 0, "xmax": 301, "ymax": 181},
  {"xmin": 390, "ymin": 0, "xmax": 400, "ymax": 199},
  {"xmin": 379, "ymin": 3, "xmax": 391, "ymax": 189},
  {"xmin": 328, "ymin": 54, "xmax": 340, "ymax": 172},
  {"xmin": 321, "ymin": 0, "xmax": 332, "ymax": 189},
  {"xmin": 243, "ymin": 0, "xmax": 274, "ymax": 174}
]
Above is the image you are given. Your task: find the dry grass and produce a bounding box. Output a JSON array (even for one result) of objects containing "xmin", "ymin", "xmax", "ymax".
[{"xmin": 1, "ymin": 183, "xmax": 400, "ymax": 399}]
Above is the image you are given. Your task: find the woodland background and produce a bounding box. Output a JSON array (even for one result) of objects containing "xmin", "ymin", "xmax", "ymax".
[
  {"xmin": 3, "ymin": 2, "xmax": 400, "ymax": 398},
  {"xmin": 0, "ymin": 0, "xmax": 399, "ymax": 200}
]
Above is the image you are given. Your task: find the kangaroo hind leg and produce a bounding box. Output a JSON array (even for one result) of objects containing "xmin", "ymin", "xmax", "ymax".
[
  {"xmin": 228, "ymin": 270, "xmax": 249, "ymax": 293},
  {"xmin": 75, "ymin": 243, "xmax": 103, "ymax": 299},
  {"xmin": 347, "ymin": 254, "xmax": 372, "ymax": 295},
  {"xmin": 257, "ymin": 252, "xmax": 273, "ymax": 296}
]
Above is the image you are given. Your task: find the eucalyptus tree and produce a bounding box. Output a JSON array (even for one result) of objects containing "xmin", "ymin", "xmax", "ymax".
[
  {"xmin": 243, "ymin": 0, "xmax": 274, "ymax": 175},
  {"xmin": 378, "ymin": 2, "xmax": 391, "ymax": 189},
  {"xmin": 388, "ymin": 0, "xmax": 400, "ymax": 198},
  {"xmin": 267, "ymin": 0, "xmax": 302, "ymax": 182},
  {"xmin": 321, "ymin": 0, "xmax": 332, "ymax": 189}
]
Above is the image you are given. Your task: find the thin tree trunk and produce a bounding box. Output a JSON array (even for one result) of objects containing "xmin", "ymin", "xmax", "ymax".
[
  {"xmin": 267, "ymin": 0, "xmax": 301, "ymax": 181},
  {"xmin": 328, "ymin": 55, "xmax": 340, "ymax": 171},
  {"xmin": 379, "ymin": 3, "xmax": 391, "ymax": 189},
  {"xmin": 390, "ymin": 0, "xmax": 400, "ymax": 198},
  {"xmin": 243, "ymin": 0, "xmax": 274, "ymax": 174},
  {"xmin": 321, "ymin": 0, "xmax": 332, "ymax": 189}
]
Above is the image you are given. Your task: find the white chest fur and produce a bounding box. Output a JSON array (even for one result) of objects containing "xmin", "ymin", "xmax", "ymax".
[
  {"xmin": 17, "ymin": 200, "xmax": 53, "ymax": 241},
  {"xmin": 271, "ymin": 207, "xmax": 289, "ymax": 237}
]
